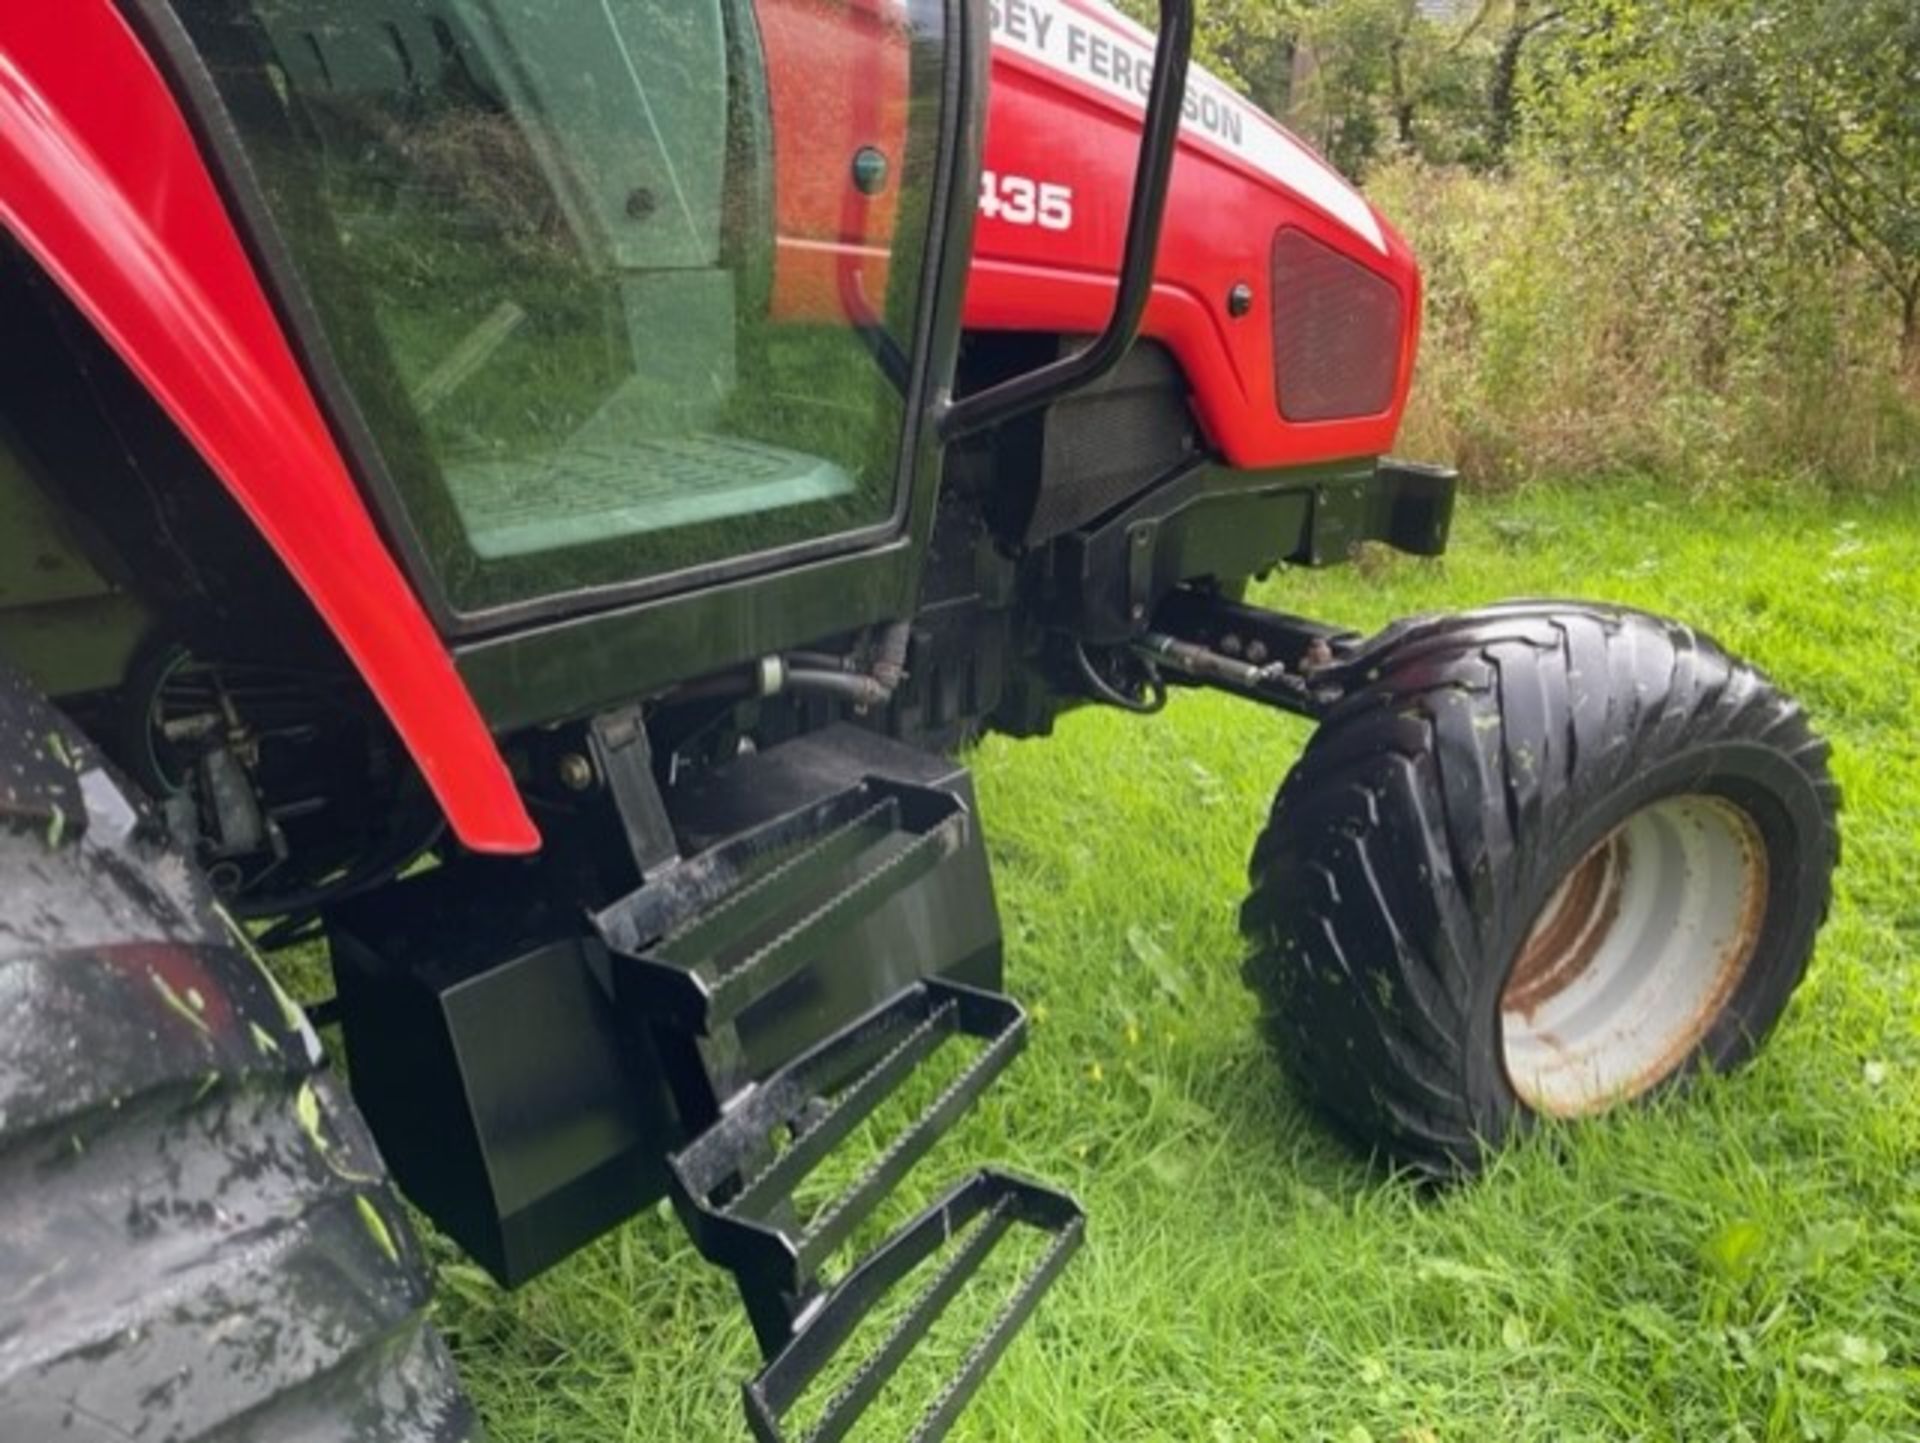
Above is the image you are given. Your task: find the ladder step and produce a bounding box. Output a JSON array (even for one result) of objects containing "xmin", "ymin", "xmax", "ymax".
[
  {"xmin": 658, "ymin": 797, "xmax": 903, "ymax": 966},
  {"xmin": 742, "ymin": 1171, "xmax": 1085, "ymax": 1443},
  {"xmin": 669, "ymin": 981, "xmax": 1026, "ymax": 1295},
  {"xmin": 695, "ymin": 816, "xmax": 963, "ymax": 1032},
  {"xmin": 603, "ymin": 779, "xmax": 969, "ymax": 1034}
]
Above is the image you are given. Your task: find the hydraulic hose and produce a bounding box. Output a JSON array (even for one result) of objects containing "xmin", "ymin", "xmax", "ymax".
[
  {"xmin": 662, "ymin": 623, "xmax": 915, "ymax": 713},
  {"xmin": 782, "ymin": 622, "xmax": 913, "ymax": 710},
  {"xmin": 781, "ymin": 669, "xmax": 892, "ymax": 708}
]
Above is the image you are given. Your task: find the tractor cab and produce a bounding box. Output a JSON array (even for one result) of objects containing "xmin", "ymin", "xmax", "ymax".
[{"xmin": 173, "ymin": 0, "xmax": 935, "ymax": 616}]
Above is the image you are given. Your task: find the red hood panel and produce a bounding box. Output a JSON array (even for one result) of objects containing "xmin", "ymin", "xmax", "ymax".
[{"xmin": 968, "ymin": 0, "xmax": 1422, "ymax": 467}]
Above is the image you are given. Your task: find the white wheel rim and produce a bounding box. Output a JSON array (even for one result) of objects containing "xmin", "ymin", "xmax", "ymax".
[{"xmin": 1500, "ymin": 794, "xmax": 1769, "ymax": 1118}]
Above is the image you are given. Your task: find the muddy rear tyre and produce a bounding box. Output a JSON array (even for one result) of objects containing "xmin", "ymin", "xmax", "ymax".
[
  {"xmin": 0, "ymin": 666, "xmax": 477, "ymax": 1439},
  {"xmin": 1241, "ymin": 603, "xmax": 1840, "ymax": 1176}
]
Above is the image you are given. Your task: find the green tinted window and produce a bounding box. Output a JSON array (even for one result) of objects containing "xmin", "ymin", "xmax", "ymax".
[{"xmin": 175, "ymin": 0, "xmax": 943, "ymax": 614}]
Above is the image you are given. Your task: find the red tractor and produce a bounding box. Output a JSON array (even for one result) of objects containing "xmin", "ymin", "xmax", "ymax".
[{"xmin": 0, "ymin": 1, "xmax": 1838, "ymax": 1438}]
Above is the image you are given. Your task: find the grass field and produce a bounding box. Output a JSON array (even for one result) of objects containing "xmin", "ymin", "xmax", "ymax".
[{"xmin": 432, "ymin": 479, "xmax": 1919, "ymax": 1441}]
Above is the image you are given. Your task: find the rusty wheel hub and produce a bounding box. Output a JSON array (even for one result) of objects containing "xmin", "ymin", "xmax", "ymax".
[{"xmin": 1500, "ymin": 794, "xmax": 1770, "ymax": 1117}]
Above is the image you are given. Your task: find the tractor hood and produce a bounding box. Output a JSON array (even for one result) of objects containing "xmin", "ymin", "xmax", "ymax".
[{"xmin": 966, "ymin": 0, "xmax": 1423, "ymax": 471}]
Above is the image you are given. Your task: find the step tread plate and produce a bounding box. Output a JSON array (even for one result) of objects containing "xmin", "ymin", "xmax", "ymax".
[
  {"xmin": 698, "ymin": 812, "xmax": 966, "ymax": 1031},
  {"xmin": 742, "ymin": 1170, "xmax": 1085, "ymax": 1443},
  {"xmin": 606, "ymin": 779, "xmax": 970, "ymax": 1034},
  {"xmin": 669, "ymin": 981, "xmax": 1027, "ymax": 1288}
]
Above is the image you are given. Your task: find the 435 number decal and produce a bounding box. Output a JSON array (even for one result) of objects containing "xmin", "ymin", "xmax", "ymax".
[{"xmin": 978, "ymin": 171, "xmax": 1073, "ymax": 231}]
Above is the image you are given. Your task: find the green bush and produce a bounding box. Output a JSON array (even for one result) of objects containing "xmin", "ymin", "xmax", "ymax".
[{"xmin": 1371, "ymin": 159, "xmax": 1920, "ymax": 493}]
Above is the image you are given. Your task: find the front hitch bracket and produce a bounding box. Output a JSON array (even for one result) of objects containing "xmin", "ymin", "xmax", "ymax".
[{"xmin": 1129, "ymin": 589, "xmax": 1364, "ymax": 720}]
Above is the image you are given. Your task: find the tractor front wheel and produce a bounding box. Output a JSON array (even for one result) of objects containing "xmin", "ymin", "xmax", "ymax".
[{"xmin": 1240, "ymin": 603, "xmax": 1840, "ymax": 1176}]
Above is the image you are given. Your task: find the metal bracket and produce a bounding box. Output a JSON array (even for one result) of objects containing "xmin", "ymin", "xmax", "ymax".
[
  {"xmin": 1143, "ymin": 588, "xmax": 1361, "ymax": 719},
  {"xmin": 1125, "ymin": 521, "xmax": 1159, "ymax": 626},
  {"xmin": 588, "ymin": 707, "xmax": 679, "ymax": 876}
]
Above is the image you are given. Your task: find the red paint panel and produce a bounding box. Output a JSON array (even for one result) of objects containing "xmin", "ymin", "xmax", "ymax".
[
  {"xmin": 760, "ymin": 0, "xmax": 913, "ymax": 321},
  {"xmin": 0, "ymin": 3, "xmax": 538, "ymax": 854}
]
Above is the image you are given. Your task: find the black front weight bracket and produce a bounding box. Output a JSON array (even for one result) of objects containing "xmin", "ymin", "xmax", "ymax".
[{"xmin": 1055, "ymin": 456, "xmax": 1457, "ymax": 646}]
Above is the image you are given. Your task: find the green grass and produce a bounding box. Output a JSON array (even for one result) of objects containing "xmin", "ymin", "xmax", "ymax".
[{"xmin": 430, "ymin": 478, "xmax": 1920, "ymax": 1441}]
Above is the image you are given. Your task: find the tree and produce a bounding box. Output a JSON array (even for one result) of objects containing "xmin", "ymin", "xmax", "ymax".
[
  {"xmin": 1485, "ymin": 0, "xmax": 1563, "ymax": 159},
  {"xmin": 1529, "ymin": 0, "xmax": 1920, "ymax": 372},
  {"xmin": 1731, "ymin": 0, "xmax": 1920, "ymax": 372}
]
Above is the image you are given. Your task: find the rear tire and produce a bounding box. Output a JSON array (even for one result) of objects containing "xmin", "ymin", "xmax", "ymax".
[
  {"xmin": 0, "ymin": 666, "xmax": 477, "ymax": 1439},
  {"xmin": 1241, "ymin": 603, "xmax": 1840, "ymax": 1176}
]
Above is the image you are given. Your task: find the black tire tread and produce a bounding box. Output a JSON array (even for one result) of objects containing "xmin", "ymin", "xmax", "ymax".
[{"xmin": 0, "ymin": 670, "xmax": 477, "ymax": 1440}]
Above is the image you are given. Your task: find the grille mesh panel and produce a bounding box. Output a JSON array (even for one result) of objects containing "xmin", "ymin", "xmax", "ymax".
[{"xmin": 1270, "ymin": 228, "xmax": 1402, "ymax": 423}]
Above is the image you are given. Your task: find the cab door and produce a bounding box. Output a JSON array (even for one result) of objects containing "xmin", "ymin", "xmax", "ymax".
[{"xmin": 168, "ymin": 0, "xmax": 948, "ymax": 622}]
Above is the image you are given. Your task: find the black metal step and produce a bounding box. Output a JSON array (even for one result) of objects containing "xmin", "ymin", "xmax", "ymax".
[
  {"xmin": 743, "ymin": 1171, "xmax": 1085, "ymax": 1443},
  {"xmin": 668, "ymin": 980, "xmax": 1027, "ymax": 1295},
  {"xmin": 601, "ymin": 779, "xmax": 969, "ymax": 1035}
]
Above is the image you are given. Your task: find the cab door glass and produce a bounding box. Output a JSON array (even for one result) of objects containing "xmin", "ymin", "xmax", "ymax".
[{"xmin": 173, "ymin": 0, "xmax": 944, "ymax": 615}]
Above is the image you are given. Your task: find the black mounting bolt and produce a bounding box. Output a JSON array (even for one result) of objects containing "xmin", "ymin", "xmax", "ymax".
[
  {"xmin": 851, "ymin": 146, "xmax": 889, "ymax": 196},
  {"xmin": 1227, "ymin": 282, "xmax": 1254, "ymax": 318},
  {"xmin": 557, "ymin": 753, "xmax": 596, "ymax": 792},
  {"xmin": 625, "ymin": 187, "xmax": 657, "ymax": 222}
]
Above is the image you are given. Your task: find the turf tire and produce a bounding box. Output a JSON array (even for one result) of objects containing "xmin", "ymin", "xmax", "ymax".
[
  {"xmin": 0, "ymin": 665, "xmax": 478, "ymax": 1439},
  {"xmin": 1241, "ymin": 603, "xmax": 1840, "ymax": 1176}
]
